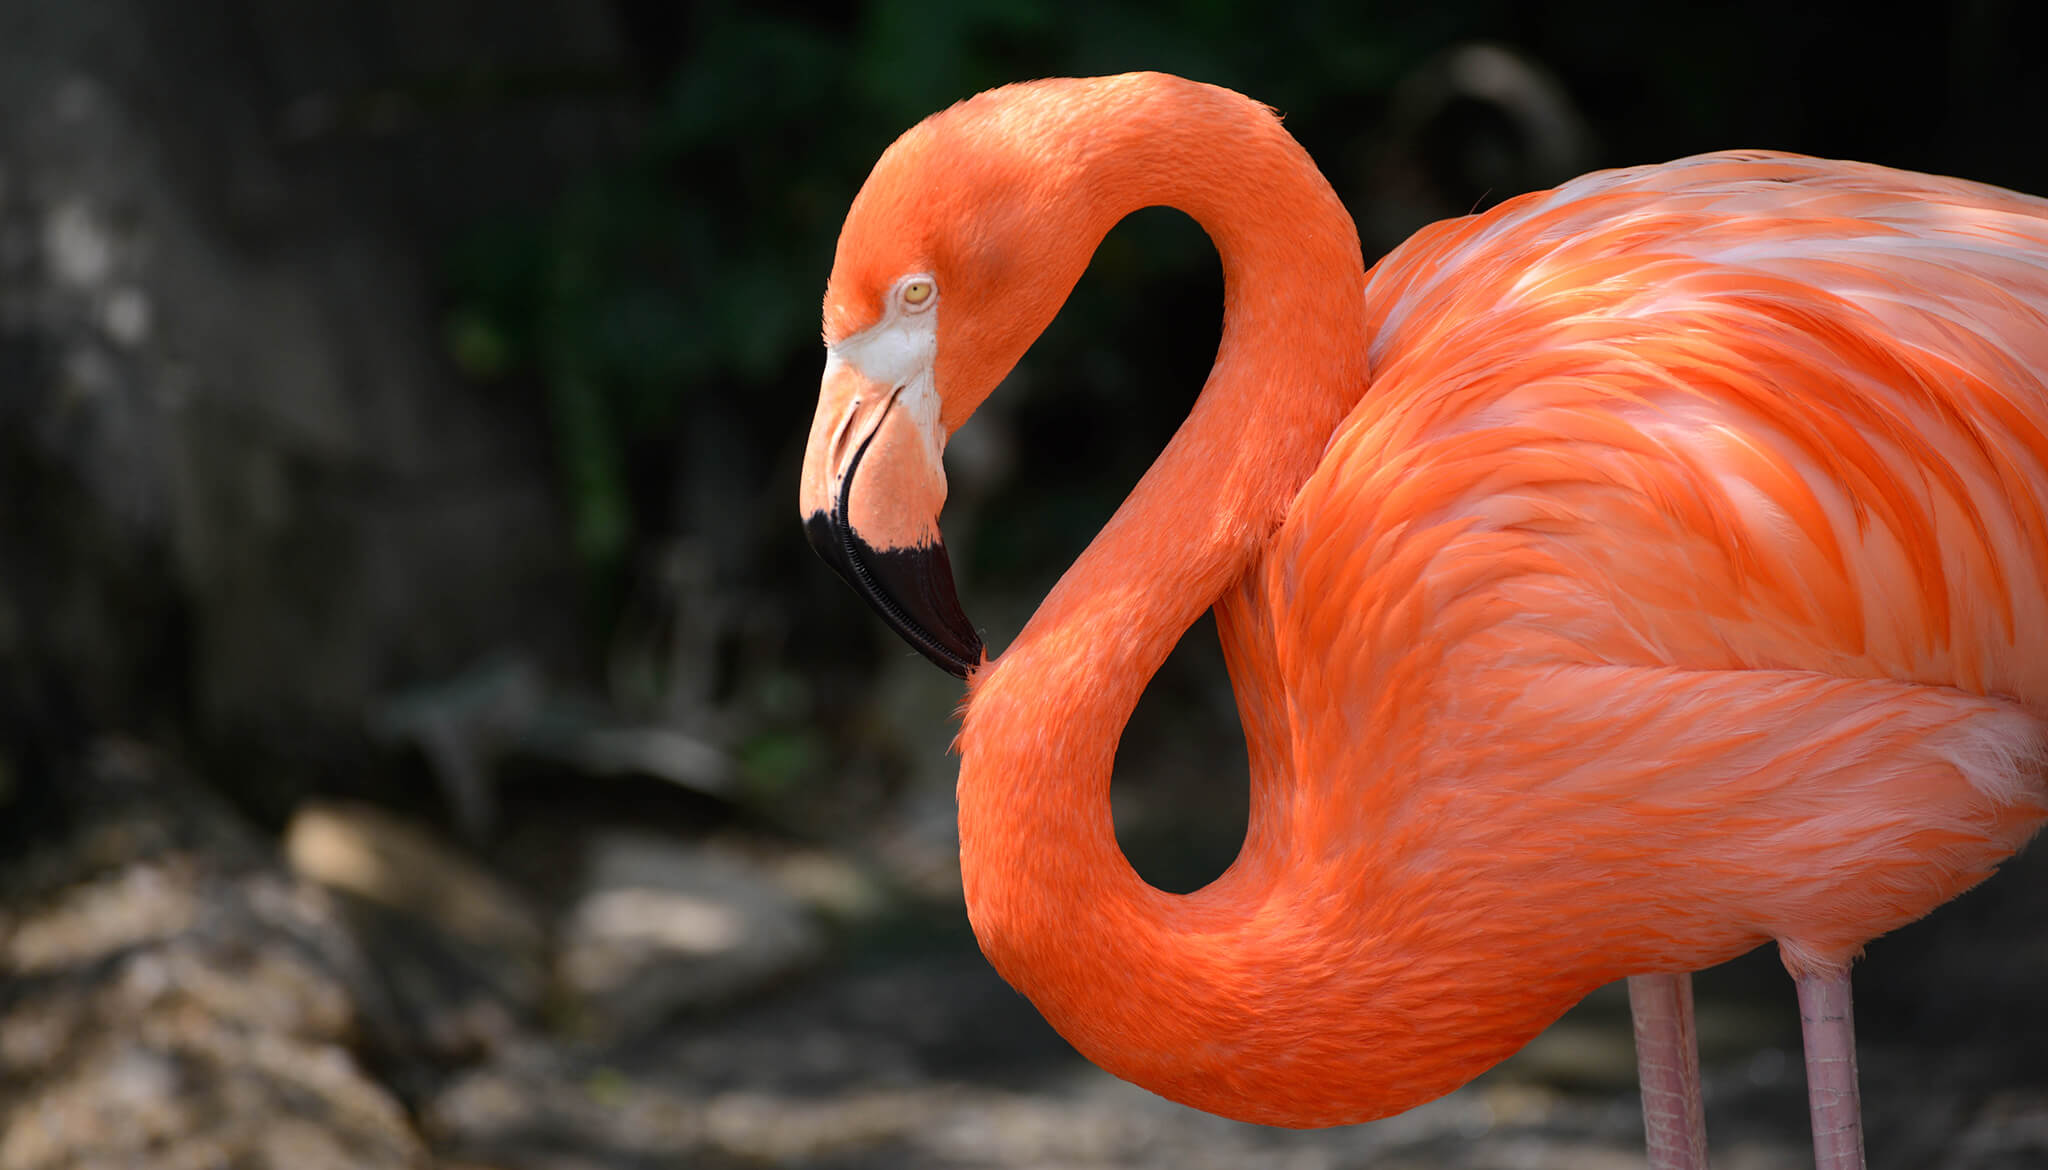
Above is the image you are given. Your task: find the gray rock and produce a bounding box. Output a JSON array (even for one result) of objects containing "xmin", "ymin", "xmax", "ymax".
[
  {"xmin": 423, "ymin": 1044, "xmax": 709, "ymax": 1170},
  {"xmin": 285, "ymin": 800, "xmax": 549, "ymax": 1065},
  {"xmin": 1943, "ymin": 1089, "xmax": 2048, "ymax": 1170},
  {"xmin": 0, "ymin": 742, "xmax": 428, "ymax": 1169},
  {"xmin": 367, "ymin": 654, "xmax": 738, "ymax": 840},
  {"xmin": 0, "ymin": 0, "xmax": 623, "ymax": 798},
  {"xmin": 555, "ymin": 832, "xmax": 826, "ymax": 1040}
]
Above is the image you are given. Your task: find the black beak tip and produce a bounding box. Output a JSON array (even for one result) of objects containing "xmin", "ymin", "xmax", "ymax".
[{"xmin": 805, "ymin": 510, "xmax": 982, "ymax": 679}]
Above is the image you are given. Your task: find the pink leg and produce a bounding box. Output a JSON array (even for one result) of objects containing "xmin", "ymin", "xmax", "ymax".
[
  {"xmin": 1796, "ymin": 970, "xmax": 1866, "ymax": 1170},
  {"xmin": 1628, "ymin": 973, "xmax": 1709, "ymax": 1170}
]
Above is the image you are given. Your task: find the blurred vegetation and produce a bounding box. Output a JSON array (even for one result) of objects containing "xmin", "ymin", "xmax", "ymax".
[
  {"xmin": 445, "ymin": 0, "xmax": 2048, "ymax": 589},
  {"xmin": 436, "ymin": 3, "xmax": 1454, "ymax": 583},
  {"xmin": 425, "ymin": 0, "xmax": 2047, "ymax": 826}
]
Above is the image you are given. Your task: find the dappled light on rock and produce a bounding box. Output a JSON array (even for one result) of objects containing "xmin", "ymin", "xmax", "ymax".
[
  {"xmin": 555, "ymin": 832, "xmax": 827, "ymax": 1040},
  {"xmin": 0, "ymin": 747, "xmax": 426, "ymax": 1170}
]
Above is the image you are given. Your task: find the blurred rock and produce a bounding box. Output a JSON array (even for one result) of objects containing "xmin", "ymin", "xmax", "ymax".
[
  {"xmin": 422, "ymin": 943, "xmax": 1749, "ymax": 1170},
  {"xmin": 752, "ymin": 845, "xmax": 891, "ymax": 926},
  {"xmin": 0, "ymin": 742, "xmax": 427, "ymax": 1169},
  {"xmin": 0, "ymin": 0, "xmax": 625, "ymax": 812},
  {"xmin": 285, "ymin": 800, "xmax": 547, "ymax": 1066},
  {"xmin": 287, "ymin": 800, "xmax": 544, "ymax": 957},
  {"xmin": 370, "ymin": 654, "xmax": 737, "ymax": 840},
  {"xmin": 555, "ymin": 832, "xmax": 826, "ymax": 1041},
  {"xmin": 424, "ymin": 1044, "xmax": 707, "ymax": 1170},
  {"xmin": 369, "ymin": 657, "xmax": 549, "ymax": 841},
  {"xmin": 1945, "ymin": 1089, "xmax": 2048, "ymax": 1169}
]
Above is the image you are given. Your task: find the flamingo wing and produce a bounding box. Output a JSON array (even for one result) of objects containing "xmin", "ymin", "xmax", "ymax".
[
  {"xmin": 1292, "ymin": 151, "xmax": 2048, "ymax": 698},
  {"xmin": 1217, "ymin": 151, "xmax": 2048, "ymax": 974}
]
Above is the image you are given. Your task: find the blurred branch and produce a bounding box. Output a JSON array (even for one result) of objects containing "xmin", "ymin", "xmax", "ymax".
[
  {"xmin": 278, "ymin": 65, "xmax": 636, "ymax": 142},
  {"xmin": 369, "ymin": 654, "xmax": 736, "ymax": 841}
]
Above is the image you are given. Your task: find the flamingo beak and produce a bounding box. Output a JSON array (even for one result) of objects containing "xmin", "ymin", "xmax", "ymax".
[{"xmin": 800, "ymin": 353, "xmax": 983, "ymax": 678}]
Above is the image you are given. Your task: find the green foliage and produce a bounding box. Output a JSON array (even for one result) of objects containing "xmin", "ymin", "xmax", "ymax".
[
  {"xmin": 446, "ymin": 1, "xmax": 2044, "ymax": 598},
  {"xmin": 425, "ymin": 1, "xmax": 2048, "ymax": 813},
  {"xmin": 736, "ymin": 728, "xmax": 825, "ymax": 801},
  {"xmin": 439, "ymin": 4, "xmax": 1470, "ymax": 581},
  {"xmin": 445, "ymin": 12, "xmax": 866, "ymax": 576}
]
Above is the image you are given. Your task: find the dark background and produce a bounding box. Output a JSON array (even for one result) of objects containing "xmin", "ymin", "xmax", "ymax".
[{"xmin": 3, "ymin": 2, "xmax": 2046, "ymax": 1167}]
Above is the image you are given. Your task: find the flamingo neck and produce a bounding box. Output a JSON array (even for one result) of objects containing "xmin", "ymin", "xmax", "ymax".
[{"xmin": 952, "ymin": 84, "xmax": 1379, "ymax": 1123}]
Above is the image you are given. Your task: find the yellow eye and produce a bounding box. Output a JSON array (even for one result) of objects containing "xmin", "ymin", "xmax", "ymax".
[{"xmin": 900, "ymin": 278, "xmax": 935, "ymax": 308}]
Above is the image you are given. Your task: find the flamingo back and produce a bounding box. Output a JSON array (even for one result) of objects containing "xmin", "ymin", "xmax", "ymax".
[
  {"xmin": 1232, "ymin": 152, "xmax": 2048, "ymax": 978},
  {"xmin": 1341, "ymin": 152, "xmax": 2048, "ymax": 694}
]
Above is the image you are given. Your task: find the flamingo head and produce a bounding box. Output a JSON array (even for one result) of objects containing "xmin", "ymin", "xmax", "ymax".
[{"xmin": 801, "ymin": 80, "xmax": 1109, "ymax": 679}]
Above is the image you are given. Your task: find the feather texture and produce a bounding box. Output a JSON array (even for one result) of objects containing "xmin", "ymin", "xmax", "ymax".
[{"xmin": 815, "ymin": 77, "xmax": 2048, "ymax": 1129}]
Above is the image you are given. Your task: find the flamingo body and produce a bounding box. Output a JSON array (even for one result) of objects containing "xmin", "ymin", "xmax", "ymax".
[
  {"xmin": 802, "ymin": 75, "xmax": 2048, "ymax": 1135},
  {"xmin": 1263, "ymin": 151, "xmax": 2048, "ymax": 972}
]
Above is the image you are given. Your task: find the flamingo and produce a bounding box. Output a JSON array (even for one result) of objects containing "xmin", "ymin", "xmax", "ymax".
[{"xmin": 798, "ymin": 72, "xmax": 2048, "ymax": 1169}]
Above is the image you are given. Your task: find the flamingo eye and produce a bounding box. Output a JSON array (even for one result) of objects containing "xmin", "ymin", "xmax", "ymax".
[{"xmin": 900, "ymin": 278, "xmax": 936, "ymax": 310}]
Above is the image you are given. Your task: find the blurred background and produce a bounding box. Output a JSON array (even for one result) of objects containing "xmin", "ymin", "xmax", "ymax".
[{"xmin": 3, "ymin": 1, "xmax": 2047, "ymax": 1167}]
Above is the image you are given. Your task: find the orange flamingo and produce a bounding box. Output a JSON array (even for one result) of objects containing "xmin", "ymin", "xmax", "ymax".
[{"xmin": 799, "ymin": 72, "xmax": 2048, "ymax": 1170}]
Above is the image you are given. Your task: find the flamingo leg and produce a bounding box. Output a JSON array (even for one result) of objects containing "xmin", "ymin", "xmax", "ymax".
[
  {"xmin": 1796, "ymin": 970, "xmax": 1866, "ymax": 1170},
  {"xmin": 1627, "ymin": 973, "xmax": 1709, "ymax": 1170}
]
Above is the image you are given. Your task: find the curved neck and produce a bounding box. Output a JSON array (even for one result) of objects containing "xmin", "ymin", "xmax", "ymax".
[{"xmin": 953, "ymin": 82, "xmax": 1373, "ymax": 1121}]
